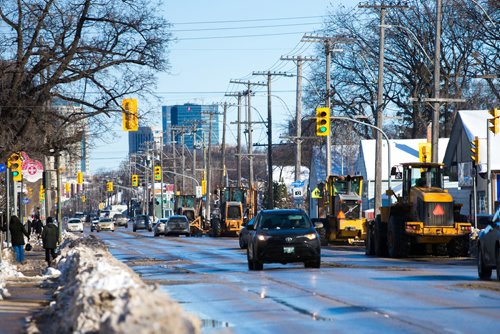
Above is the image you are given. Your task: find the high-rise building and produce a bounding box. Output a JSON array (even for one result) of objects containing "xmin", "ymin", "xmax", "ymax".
[
  {"xmin": 128, "ymin": 126, "xmax": 154, "ymax": 154},
  {"xmin": 162, "ymin": 103, "xmax": 219, "ymax": 149}
]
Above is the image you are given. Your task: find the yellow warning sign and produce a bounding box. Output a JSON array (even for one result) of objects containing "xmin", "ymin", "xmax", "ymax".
[{"xmin": 311, "ymin": 187, "xmax": 322, "ymax": 199}]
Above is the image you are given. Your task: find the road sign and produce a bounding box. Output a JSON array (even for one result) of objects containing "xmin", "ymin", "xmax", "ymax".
[
  {"xmin": 291, "ymin": 180, "xmax": 304, "ymax": 188},
  {"xmin": 21, "ymin": 197, "xmax": 30, "ymax": 205},
  {"xmin": 311, "ymin": 187, "xmax": 322, "ymax": 199},
  {"xmin": 293, "ymin": 188, "xmax": 303, "ymax": 198},
  {"xmin": 195, "ymin": 186, "xmax": 202, "ymax": 198},
  {"xmin": 0, "ymin": 163, "xmax": 5, "ymax": 173}
]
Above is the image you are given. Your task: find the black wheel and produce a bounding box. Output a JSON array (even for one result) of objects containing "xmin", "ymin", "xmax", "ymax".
[
  {"xmin": 447, "ymin": 236, "xmax": 469, "ymax": 257},
  {"xmin": 318, "ymin": 228, "xmax": 328, "ymax": 247},
  {"xmin": 239, "ymin": 235, "xmax": 247, "ymax": 249},
  {"xmin": 365, "ymin": 220, "xmax": 376, "ymax": 256},
  {"xmin": 304, "ymin": 257, "xmax": 321, "ymax": 268},
  {"xmin": 211, "ymin": 219, "xmax": 222, "ymax": 237},
  {"xmin": 133, "ymin": 226, "xmax": 137, "ymax": 232},
  {"xmin": 154, "ymin": 233, "xmax": 158, "ymax": 237},
  {"xmin": 387, "ymin": 215, "xmax": 409, "ymax": 258},
  {"xmin": 374, "ymin": 215, "xmax": 388, "ymax": 257},
  {"xmin": 253, "ymin": 257, "xmax": 263, "ymax": 271},
  {"xmin": 247, "ymin": 248, "xmax": 255, "ymax": 270},
  {"xmin": 478, "ymin": 245, "xmax": 492, "ymax": 280}
]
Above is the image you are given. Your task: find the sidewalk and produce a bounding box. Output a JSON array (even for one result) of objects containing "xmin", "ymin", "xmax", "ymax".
[{"xmin": 0, "ymin": 242, "xmax": 56, "ymax": 334}]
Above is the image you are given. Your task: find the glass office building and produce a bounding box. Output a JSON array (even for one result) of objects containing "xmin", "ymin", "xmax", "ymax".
[
  {"xmin": 128, "ymin": 126, "xmax": 154, "ymax": 154},
  {"xmin": 162, "ymin": 103, "xmax": 219, "ymax": 149}
]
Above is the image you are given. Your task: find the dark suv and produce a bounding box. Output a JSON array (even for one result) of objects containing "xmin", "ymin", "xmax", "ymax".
[
  {"xmin": 133, "ymin": 215, "xmax": 152, "ymax": 232},
  {"xmin": 246, "ymin": 209, "xmax": 321, "ymax": 271}
]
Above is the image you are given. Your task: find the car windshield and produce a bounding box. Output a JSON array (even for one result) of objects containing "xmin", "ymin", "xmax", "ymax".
[
  {"xmin": 100, "ymin": 219, "xmax": 112, "ymax": 223},
  {"xmin": 260, "ymin": 213, "xmax": 311, "ymax": 230},
  {"xmin": 169, "ymin": 217, "xmax": 187, "ymax": 223},
  {"xmin": 227, "ymin": 206, "xmax": 241, "ymax": 219},
  {"xmin": 136, "ymin": 216, "xmax": 148, "ymax": 222}
]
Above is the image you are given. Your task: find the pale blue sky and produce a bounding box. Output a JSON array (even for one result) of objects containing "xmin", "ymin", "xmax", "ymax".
[{"xmin": 89, "ymin": 0, "xmax": 358, "ymax": 172}]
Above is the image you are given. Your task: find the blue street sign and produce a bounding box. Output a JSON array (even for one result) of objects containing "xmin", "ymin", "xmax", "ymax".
[
  {"xmin": 22, "ymin": 197, "xmax": 30, "ymax": 205},
  {"xmin": 0, "ymin": 163, "xmax": 6, "ymax": 173},
  {"xmin": 291, "ymin": 180, "xmax": 304, "ymax": 187}
]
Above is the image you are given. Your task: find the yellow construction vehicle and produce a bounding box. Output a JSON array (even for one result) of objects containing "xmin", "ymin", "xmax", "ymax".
[
  {"xmin": 210, "ymin": 186, "xmax": 257, "ymax": 237},
  {"xmin": 365, "ymin": 162, "xmax": 472, "ymax": 258},
  {"xmin": 317, "ymin": 175, "xmax": 366, "ymax": 245}
]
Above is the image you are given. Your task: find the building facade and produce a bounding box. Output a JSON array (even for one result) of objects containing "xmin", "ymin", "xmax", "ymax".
[
  {"xmin": 162, "ymin": 103, "xmax": 219, "ymax": 149},
  {"xmin": 128, "ymin": 126, "xmax": 154, "ymax": 154}
]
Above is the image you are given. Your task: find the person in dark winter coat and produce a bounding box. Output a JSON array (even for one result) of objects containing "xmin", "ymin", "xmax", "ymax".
[
  {"xmin": 32, "ymin": 218, "xmax": 43, "ymax": 238},
  {"xmin": 9, "ymin": 215, "xmax": 29, "ymax": 263},
  {"xmin": 42, "ymin": 217, "xmax": 58, "ymax": 266}
]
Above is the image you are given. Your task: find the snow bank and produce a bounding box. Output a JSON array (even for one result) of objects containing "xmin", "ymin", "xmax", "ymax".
[
  {"xmin": 29, "ymin": 235, "xmax": 200, "ymax": 334},
  {"xmin": 0, "ymin": 247, "xmax": 25, "ymax": 300}
]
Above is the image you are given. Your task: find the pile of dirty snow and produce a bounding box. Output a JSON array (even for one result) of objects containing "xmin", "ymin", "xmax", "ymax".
[
  {"xmin": 29, "ymin": 235, "xmax": 200, "ymax": 334},
  {"xmin": 0, "ymin": 247, "xmax": 25, "ymax": 300}
]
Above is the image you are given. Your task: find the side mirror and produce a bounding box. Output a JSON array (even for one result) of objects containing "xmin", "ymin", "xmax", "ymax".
[
  {"xmin": 314, "ymin": 222, "xmax": 324, "ymax": 229},
  {"xmin": 246, "ymin": 224, "xmax": 255, "ymax": 231}
]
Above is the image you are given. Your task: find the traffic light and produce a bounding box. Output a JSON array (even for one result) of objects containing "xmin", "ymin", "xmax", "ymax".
[
  {"xmin": 419, "ymin": 143, "xmax": 432, "ymax": 162},
  {"xmin": 471, "ymin": 136, "xmax": 480, "ymax": 165},
  {"xmin": 154, "ymin": 166, "xmax": 161, "ymax": 181},
  {"xmin": 131, "ymin": 174, "xmax": 139, "ymax": 187},
  {"xmin": 39, "ymin": 185, "xmax": 45, "ymax": 202},
  {"xmin": 315, "ymin": 107, "xmax": 330, "ymax": 136},
  {"xmin": 122, "ymin": 98, "xmax": 138, "ymax": 132},
  {"xmin": 77, "ymin": 171, "xmax": 83, "ymax": 185},
  {"xmin": 81, "ymin": 195, "xmax": 86, "ymax": 203},
  {"xmin": 7, "ymin": 152, "xmax": 22, "ymax": 181},
  {"xmin": 106, "ymin": 181, "xmax": 113, "ymax": 192},
  {"xmin": 488, "ymin": 107, "xmax": 499, "ymax": 135}
]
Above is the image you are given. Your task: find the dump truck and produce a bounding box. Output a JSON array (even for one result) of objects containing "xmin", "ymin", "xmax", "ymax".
[
  {"xmin": 365, "ymin": 162, "xmax": 472, "ymax": 258},
  {"xmin": 210, "ymin": 186, "xmax": 257, "ymax": 237},
  {"xmin": 316, "ymin": 175, "xmax": 366, "ymax": 245},
  {"xmin": 174, "ymin": 194, "xmax": 206, "ymax": 236}
]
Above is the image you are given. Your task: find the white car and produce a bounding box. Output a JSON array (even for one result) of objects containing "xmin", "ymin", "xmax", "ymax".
[
  {"xmin": 66, "ymin": 218, "xmax": 84, "ymax": 233},
  {"xmin": 153, "ymin": 218, "xmax": 169, "ymax": 237},
  {"xmin": 97, "ymin": 218, "xmax": 115, "ymax": 232}
]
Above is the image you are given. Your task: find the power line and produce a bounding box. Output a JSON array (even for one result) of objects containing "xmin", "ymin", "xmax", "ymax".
[
  {"xmin": 171, "ymin": 22, "xmax": 320, "ymax": 32},
  {"xmin": 171, "ymin": 15, "xmax": 328, "ymax": 25},
  {"xmin": 176, "ymin": 31, "xmax": 310, "ymax": 41}
]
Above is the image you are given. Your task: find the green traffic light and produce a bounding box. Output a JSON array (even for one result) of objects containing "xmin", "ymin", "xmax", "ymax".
[
  {"xmin": 12, "ymin": 171, "xmax": 19, "ymax": 176},
  {"xmin": 319, "ymin": 126, "xmax": 327, "ymax": 132}
]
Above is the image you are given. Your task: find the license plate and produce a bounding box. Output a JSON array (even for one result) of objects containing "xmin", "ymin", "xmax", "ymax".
[{"xmin": 283, "ymin": 247, "xmax": 295, "ymax": 254}]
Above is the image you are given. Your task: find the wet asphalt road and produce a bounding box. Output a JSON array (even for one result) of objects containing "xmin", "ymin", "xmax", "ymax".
[{"xmin": 93, "ymin": 228, "xmax": 500, "ymax": 334}]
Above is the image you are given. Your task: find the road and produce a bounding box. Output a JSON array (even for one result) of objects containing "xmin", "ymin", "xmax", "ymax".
[{"xmin": 93, "ymin": 228, "xmax": 500, "ymax": 334}]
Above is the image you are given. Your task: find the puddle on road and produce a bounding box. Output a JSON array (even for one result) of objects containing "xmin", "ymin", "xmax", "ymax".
[{"xmin": 201, "ymin": 319, "xmax": 232, "ymax": 329}]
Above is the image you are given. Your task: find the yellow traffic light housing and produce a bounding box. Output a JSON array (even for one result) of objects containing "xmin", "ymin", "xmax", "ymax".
[
  {"xmin": 122, "ymin": 98, "xmax": 138, "ymax": 131},
  {"xmin": 107, "ymin": 181, "xmax": 114, "ymax": 192},
  {"xmin": 39, "ymin": 185, "xmax": 45, "ymax": 202},
  {"xmin": 488, "ymin": 107, "xmax": 499, "ymax": 135},
  {"xmin": 418, "ymin": 143, "xmax": 432, "ymax": 162},
  {"xmin": 471, "ymin": 136, "xmax": 480, "ymax": 165},
  {"xmin": 154, "ymin": 166, "xmax": 162, "ymax": 181},
  {"xmin": 131, "ymin": 174, "xmax": 139, "ymax": 187},
  {"xmin": 7, "ymin": 152, "xmax": 23, "ymax": 181},
  {"xmin": 315, "ymin": 107, "xmax": 330, "ymax": 136},
  {"xmin": 77, "ymin": 171, "xmax": 83, "ymax": 184}
]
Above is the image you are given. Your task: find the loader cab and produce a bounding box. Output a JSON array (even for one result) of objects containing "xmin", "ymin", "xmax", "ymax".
[{"xmin": 401, "ymin": 163, "xmax": 445, "ymax": 200}]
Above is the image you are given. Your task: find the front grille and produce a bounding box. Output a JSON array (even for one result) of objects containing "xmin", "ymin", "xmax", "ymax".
[
  {"xmin": 418, "ymin": 200, "xmax": 454, "ymax": 227},
  {"xmin": 341, "ymin": 201, "xmax": 361, "ymax": 220}
]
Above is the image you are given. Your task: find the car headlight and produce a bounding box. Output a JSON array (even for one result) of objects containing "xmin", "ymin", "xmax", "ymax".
[
  {"xmin": 305, "ymin": 233, "xmax": 317, "ymax": 240},
  {"xmin": 257, "ymin": 234, "xmax": 270, "ymax": 241}
]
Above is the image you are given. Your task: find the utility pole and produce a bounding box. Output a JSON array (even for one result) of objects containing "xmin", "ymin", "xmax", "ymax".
[
  {"xmin": 229, "ymin": 80, "xmax": 266, "ymax": 188},
  {"xmin": 279, "ymin": 57, "xmax": 317, "ymax": 182},
  {"xmin": 252, "ymin": 70, "xmax": 293, "ymax": 208},
  {"xmin": 203, "ymin": 106, "xmax": 221, "ymax": 225},
  {"xmin": 221, "ymin": 102, "xmax": 228, "ymax": 187},
  {"xmin": 225, "ymin": 92, "xmax": 245, "ymax": 187},
  {"xmin": 171, "ymin": 128, "xmax": 177, "ymax": 192},
  {"xmin": 302, "ymin": 35, "xmax": 350, "ymax": 178},
  {"xmin": 181, "ymin": 129, "xmax": 186, "ymax": 193},
  {"xmin": 358, "ymin": 1, "xmax": 408, "ymax": 213},
  {"xmin": 432, "ymin": 0, "xmax": 443, "ymax": 163},
  {"xmin": 192, "ymin": 122, "xmax": 198, "ymax": 191}
]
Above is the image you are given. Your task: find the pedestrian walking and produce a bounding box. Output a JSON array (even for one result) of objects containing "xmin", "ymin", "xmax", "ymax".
[
  {"xmin": 42, "ymin": 217, "xmax": 58, "ymax": 267},
  {"xmin": 33, "ymin": 218, "xmax": 43, "ymax": 239},
  {"xmin": 9, "ymin": 215, "xmax": 29, "ymax": 264}
]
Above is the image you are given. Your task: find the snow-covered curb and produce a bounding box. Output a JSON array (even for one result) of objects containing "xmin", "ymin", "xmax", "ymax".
[
  {"xmin": 0, "ymin": 246, "xmax": 25, "ymax": 300},
  {"xmin": 29, "ymin": 235, "xmax": 200, "ymax": 334}
]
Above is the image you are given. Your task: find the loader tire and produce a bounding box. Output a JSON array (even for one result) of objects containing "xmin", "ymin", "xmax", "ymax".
[
  {"xmin": 374, "ymin": 215, "xmax": 388, "ymax": 257},
  {"xmin": 387, "ymin": 215, "xmax": 409, "ymax": 258},
  {"xmin": 447, "ymin": 236, "xmax": 469, "ymax": 257},
  {"xmin": 478, "ymin": 245, "xmax": 492, "ymax": 280},
  {"xmin": 211, "ymin": 219, "xmax": 222, "ymax": 237},
  {"xmin": 318, "ymin": 228, "xmax": 328, "ymax": 246},
  {"xmin": 365, "ymin": 220, "xmax": 376, "ymax": 256}
]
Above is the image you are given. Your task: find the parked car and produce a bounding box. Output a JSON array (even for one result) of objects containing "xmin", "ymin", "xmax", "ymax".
[
  {"xmin": 153, "ymin": 218, "xmax": 169, "ymax": 237},
  {"xmin": 165, "ymin": 215, "xmax": 190, "ymax": 237},
  {"xmin": 133, "ymin": 215, "xmax": 152, "ymax": 232},
  {"xmin": 90, "ymin": 217, "xmax": 99, "ymax": 232},
  {"xmin": 477, "ymin": 208, "xmax": 500, "ymax": 280},
  {"xmin": 113, "ymin": 214, "xmax": 128, "ymax": 228},
  {"xmin": 97, "ymin": 218, "xmax": 115, "ymax": 232},
  {"xmin": 246, "ymin": 209, "xmax": 322, "ymax": 271},
  {"xmin": 239, "ymin": 217, "xmax": 255, "ymax": 249},
  {"xmin": 66, "ymin": 218, "xmax": 84, "ymax": 233}
]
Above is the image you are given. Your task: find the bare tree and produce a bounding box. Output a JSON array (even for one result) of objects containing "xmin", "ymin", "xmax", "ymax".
[{"xmin": 0, "ymin": 0, "xmax": 172, "ymax": 161}]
